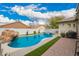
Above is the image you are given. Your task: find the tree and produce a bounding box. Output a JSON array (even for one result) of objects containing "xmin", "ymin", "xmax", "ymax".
[{"xmin": 47, "ymin": 16, "xmax": 63, "ymax": 29}]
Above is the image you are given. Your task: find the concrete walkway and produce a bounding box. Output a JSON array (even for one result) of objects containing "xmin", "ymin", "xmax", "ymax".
[{"xmin": 42, "ymin": 38, "xmax": 76, "ymax": 56}]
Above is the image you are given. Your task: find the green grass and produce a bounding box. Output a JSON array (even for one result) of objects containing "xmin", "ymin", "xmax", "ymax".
[{"xmin": 25, "ymin": 37, "xmax": 60, "ymax": 56}]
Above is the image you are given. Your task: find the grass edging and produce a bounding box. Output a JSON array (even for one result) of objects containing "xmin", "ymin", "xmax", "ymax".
[{"xmin": 25, "ymin": 36, "xmax": 60, "ymax": 56}]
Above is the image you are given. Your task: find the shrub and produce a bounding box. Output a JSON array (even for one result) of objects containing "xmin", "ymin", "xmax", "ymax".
[
  {"xmin": 60, "ymin": 33, "xmax": 66, "ymax": 37},
  {"xmin": 38, "ymin": 30, "xmax": 40, "ymax": 34},
  {"xmin": 26, "ymin": 31, "xmax": 28, "ymax": 35},
  {"xmin": 66, "ymin": 31, "xmax": 77, "ymax": 39},
  {"xmin": 33, "ymin": 31, "xmax": 36, "ymax": 34}
]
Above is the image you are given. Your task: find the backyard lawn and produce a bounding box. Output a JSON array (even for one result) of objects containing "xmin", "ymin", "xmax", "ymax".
[{"xmin": 25, "ymin": 36, "xmax": 60, "ymax": 56}]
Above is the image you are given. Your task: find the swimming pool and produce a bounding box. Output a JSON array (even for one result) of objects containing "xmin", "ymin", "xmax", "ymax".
[{"xmin": 8, "ymin": 33, "xmax": 53, "ymax": 48}]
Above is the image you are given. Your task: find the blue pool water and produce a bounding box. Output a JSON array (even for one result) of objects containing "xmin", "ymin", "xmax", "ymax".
[{"xmin": 8, "ymin": 33, "xmax": 53, "ymax": 48}]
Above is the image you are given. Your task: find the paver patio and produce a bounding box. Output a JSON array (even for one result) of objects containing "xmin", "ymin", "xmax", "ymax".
[{"xmin": 42, "ymin": 38, "xmax": 77, "ymax": 56}]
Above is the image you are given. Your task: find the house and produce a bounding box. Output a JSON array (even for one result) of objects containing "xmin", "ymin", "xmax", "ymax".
[
  {"xmin": 75, "ymin": 3, "xmax": 79, "ymax": 37},
  {"xmin": 36, "ymin": 25, "xmax": 46, "ymax": 33},
  {"xmin": 58, "ymin": 17, "xmax": 76, "ymax": 34},
  {"xmin": 58, "ymin": 3, "xmax": 79, "ymax": 37},
  {"xmin": 29, "ymin": 25, "xmax": 46, "ymax": 33},
  {"xmin": 0, "ymin": 21, "xmax": 31, "ymax": 29}
]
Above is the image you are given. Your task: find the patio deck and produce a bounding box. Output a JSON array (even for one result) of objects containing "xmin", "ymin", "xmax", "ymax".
[{"xmin": 42, "ymin": 38, "xmax": 76, "ymax": 56}]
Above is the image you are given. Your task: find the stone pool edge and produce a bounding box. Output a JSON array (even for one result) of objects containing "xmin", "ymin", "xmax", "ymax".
[{"xmin": 1, "ymin": 35, "xmax": 56, "ymax": 56}]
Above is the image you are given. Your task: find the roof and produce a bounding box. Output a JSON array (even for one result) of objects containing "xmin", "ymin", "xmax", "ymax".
[
  {"xmin": 58, "ymin": 17, "xmax": 76, "ymax": 23},
  {"xmin": 31, "ymin": 25, "xmax": 46, "ymax": 29},
  {"xmin": 0, "ymin": 21, "xmax": 31, "ymax": 29},
  {"xmin": 76, "ymin": 3, "xmax": 79, "ymax": 12}
]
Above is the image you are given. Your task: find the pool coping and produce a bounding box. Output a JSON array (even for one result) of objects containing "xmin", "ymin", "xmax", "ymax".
[{"xmin": 1, "ymin": 35, "xmax": 56, "ymax": 56}]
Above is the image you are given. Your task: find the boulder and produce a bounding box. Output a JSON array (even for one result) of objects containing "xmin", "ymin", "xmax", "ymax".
[{"xmin": 0, "ymin": 30, "xmax": 19, "ymax": 42}]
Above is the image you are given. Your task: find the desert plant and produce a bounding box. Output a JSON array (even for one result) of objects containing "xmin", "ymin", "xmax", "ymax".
[
  {"xmin": 26, "ymin": 31, "xmax": 28, "ymax": 35},
  {"xmin": 38, "ymin": 30, "xmax": 40, "ymax": 34},
  {"xmin": 60, "ymin": 33, "xmax": 66, "ymax": 37},
  {"xmin": 33, "ymin": 31, "xmax": 36, "ymax": 34},
  {"xmin": 66, "ymin": 31, "xmax": 77, "ymax": 39},
  {"xmin": 47, "ymin": 17, "xmax": 64, "ymax": 29}
]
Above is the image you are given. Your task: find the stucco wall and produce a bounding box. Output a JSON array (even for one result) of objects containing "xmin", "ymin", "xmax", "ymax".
[
  {"xmin": 77, "ymin": 21, "xmax": 79, "ymax": 37},
  {"xmin": 44, "ymin": 29, "xmax": 58, "ymax": 34},
  {"xmin": 59, "ymin": 22, "xmax": 76, "ymax": 34}
]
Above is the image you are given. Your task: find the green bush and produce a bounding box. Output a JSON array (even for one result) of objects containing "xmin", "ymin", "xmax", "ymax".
[
  {"xmin": 26, "ymin": 32, "xmax": 28, "ymax": 35},
  {"xmin": 60, "ymin": 33, "xmax": 65, "ymax": 37},
  {"xmin": 33, "ymin": 31, "xmax": 36, "ymax": 34},
  {"xmin": 38, "ymin": 31, "xmax": 40, "ymax": 34},
  {"xmin": 66, "ymin": 31, "xmax": 77, "ymax": 39}
]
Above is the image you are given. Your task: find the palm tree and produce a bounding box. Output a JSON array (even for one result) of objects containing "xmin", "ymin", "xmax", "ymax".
[{"xmin": 47, "ymin": 17, "xmax": 63, "ymax": 29}]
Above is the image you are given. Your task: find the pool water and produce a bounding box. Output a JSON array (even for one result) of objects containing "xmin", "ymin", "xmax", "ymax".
[{"xmin": 8, "ymin": 33, "xmax": 53, "ymax": 48}]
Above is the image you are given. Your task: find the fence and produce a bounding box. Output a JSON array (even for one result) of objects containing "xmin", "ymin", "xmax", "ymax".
[{"xmin": 0, "ymin": 28, "xmax": 45, "ymax": 35}]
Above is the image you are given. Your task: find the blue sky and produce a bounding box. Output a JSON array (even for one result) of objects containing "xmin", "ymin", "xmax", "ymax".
[
  {"xmin": 0, "ymin": 3, "xmax": 76, "ymax": 11},
  {"xmin": 0, "ymin": 3, "xmax": 77, "ymax": 24}
]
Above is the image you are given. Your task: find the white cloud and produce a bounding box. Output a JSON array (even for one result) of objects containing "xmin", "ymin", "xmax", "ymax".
[
  {"xmin": 0, "ymin": 15, "xmax": 32, "ymax": 25},
  {"xmin": 24, "ymin": 4, "xmax": 47, "ymax": 11},
  {"xmin": 4, "ymin": 6, "xmax": 12, "ymax": 9},
  {"xmin": 46, "ymin": 8, "xmax": 76, "ymax": 18},
  {"xmin": 61, "ymin": 8, "xmax": 76, "ymax": 18},
  {"xmin": 0, "ymin": 15, "xmax": 15, "ymax": 25},
  {"xmin": 11, "ymin": 6, "xmax": 76, "ymax": 25},
  {"xmin": 12, "ymin": 6, "xmax": 50, "ymax": 19},
  {"xmin": 1, "ymin": 4, "xmax": 76, "ymax": 25},
  {"xmin": 38, "ymin": 20, "xmax": 46, "ymax": 25},
  {"xmin": 0, "ymin": 10, "xmax": 7, "ymax": 12},
  {"xmin": 12, "ymin": 5, "xmax": 76, "ymax": 20},
  {"xmin": 0, "ymin": 15, "xmax": 15, "ymax": 22},
  {"xmin": 19, "ymin": 20, "xmax": 32, "ymax": 25},
  {"xmin": 39, "ymin": 7, "xmax": 47, "ymax": 10},
  {"xmin": 25, "ymin": 4, "xmax": 41, "ymax": 10}
]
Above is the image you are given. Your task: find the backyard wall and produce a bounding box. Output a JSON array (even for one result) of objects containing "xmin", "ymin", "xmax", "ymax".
[
  {"xmin": 0, "ymin": 28, "xmax": 45, "ymax": 35},
  {"xmin": 44, "ymin": 29, "xmax": 58, "ymax": 34},
  {"xmin": 0, "ymin": 28, "xmax": 58, "ymax": 35}
]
